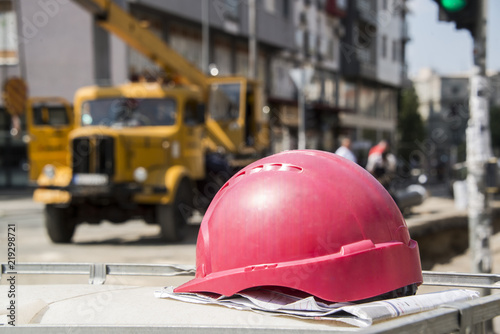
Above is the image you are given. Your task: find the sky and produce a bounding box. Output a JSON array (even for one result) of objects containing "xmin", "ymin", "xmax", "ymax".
[{"xmin": 406, "ymin": 0, "xmax": 500, "ymax": 78}]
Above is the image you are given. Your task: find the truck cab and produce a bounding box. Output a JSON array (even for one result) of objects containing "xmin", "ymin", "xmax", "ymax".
[
  {"xmin": 25, "ymin": 0, "xmax": 269, "ymax": 244},
  {"xmin": 27, "ymin": 76, "xmax": 268, "ymax": 244},
  {"xmin": 29, "ymin": 82, "xmax": 206, "ymax": 243}
]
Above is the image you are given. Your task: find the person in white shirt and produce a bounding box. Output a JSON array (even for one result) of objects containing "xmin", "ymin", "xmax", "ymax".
[{"xmin": 334, "ymin": 138, "xmax": 357, "ymax": 163}]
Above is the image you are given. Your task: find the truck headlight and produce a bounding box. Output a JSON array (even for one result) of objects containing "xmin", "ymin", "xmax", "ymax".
[
  {"xmin": 43, "ymin": 164, "xmax": 56, "ymax": 180},
  {"xmin": 133, "ymin": 167, "xmax": 148, "ymax": 183}
]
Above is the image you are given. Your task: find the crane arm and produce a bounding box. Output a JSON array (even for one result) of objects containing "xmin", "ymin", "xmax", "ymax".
[{"xmin": 72, "ymin": 0, "xmax": 209, "ymax": 92}]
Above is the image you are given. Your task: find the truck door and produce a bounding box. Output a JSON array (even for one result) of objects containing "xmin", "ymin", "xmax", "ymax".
[
  {"xmin": 26, "ymin": 97, "xmax": 74, "ymax": 181},
  {"xmin": 206, "ymin": 78, "xmax": 247, "ymax": 154}
]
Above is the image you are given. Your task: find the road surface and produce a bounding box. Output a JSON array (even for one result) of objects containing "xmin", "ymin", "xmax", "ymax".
[{"xmin": 0, "ymin": 195, "xmax": 197, "ymax": 286}]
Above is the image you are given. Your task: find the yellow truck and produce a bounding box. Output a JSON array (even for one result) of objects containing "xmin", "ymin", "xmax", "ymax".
[{"xmin": 26, "ymin": 0, "xmax": 268, "ymax": 243}]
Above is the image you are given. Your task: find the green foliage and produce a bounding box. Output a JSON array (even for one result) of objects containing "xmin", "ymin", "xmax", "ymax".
[
  {"xmin": 397, "ymin": 86, "xmax": 425, "ymax": 163},
  {"xmin": 490, "ymin": 105, "xmax": 500, "ymax": 155}
]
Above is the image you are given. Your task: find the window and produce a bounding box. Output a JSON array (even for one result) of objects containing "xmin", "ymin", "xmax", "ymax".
[
  {"xmin": 209, "ymin": 83, "xmax": 241, "ymax": 120},
  {"xmin": 224, "ymin": 0, "xmax": 240, "ymax": 20},
  {"xmin": 304, "ymin": 31, "xmax": 311, "ymax": 55},
  {"xmin": 381, "ymin": 35, "xmax": 387, "ymax": 58},
  {"xmin": 169, "ymin": 25, "xmax": 203, "ymax": 70},
  {"xmin": 378, "ymin": 89, "xmax": 396, "ymax": 119},
  {"xmin": 359, "ymin": 84, "xmax": 377, "ymax": 116},
  {"xmin": 33, "ymin": 106, "xmax": 69, "ymax": 126},
  {"xmin": 327, "ymin": 38, "xmax": 335, "ymax": 61},
  {"xmin": 392, "ymin": 0, "xmax": 404, "ymax": 13},
  {"xmin": 184, "ymin": 100, "xmax": 201, "ymax": 126},
  {"xmin": 214, "ymin": 37, "xmax": 232, "ymax": 75},
  {"xmin": 282, "ymin": 0, "xmax": 289, "ymax": 18},
  {"xmin": 81, "ymin": 98, "xmax": 177, "ymax": 127},
  {"xmin": 340, "ymin": 80, "xmax": 356, "ymax": 109},
  {"xmin": 392, "ymin": 40, "xmax": 398, "ymax": 61},
  {"xmin": 0, "ymin": 0, "xmax": 18, "ymax": 65},
  {"xmin": 337, "ymin": 0, "xmax": 347, "ymax": 11},
  {"xmin": 264, "ymin": 0, "xmax": 276, "ymax": 14}
]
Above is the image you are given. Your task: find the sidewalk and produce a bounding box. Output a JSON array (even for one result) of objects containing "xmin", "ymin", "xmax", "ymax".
[
  {"xmin": 406, "ymin": 184, "xmax": 499, "ymax": 236},
  {"xmin": 406, "ymin": 184, "xmax": 500, "ymax": 274}
]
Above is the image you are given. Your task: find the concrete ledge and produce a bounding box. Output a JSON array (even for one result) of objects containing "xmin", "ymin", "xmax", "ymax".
[{"xmin": 406, "ymin": 198, "xmax": 500, "ymax": 270}]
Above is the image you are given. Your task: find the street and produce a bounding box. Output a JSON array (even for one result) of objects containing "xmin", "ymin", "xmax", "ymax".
[
  {"xmin": 1, "ymin": 191, "xmax": 500, "ymax": 330},
  {"xmin": 1, "ymin": 189, "xmax": 500, "ymax": 285},
  {"xmin": 0, "ymin": 194, "xmax": 198, "ymax": 286}
]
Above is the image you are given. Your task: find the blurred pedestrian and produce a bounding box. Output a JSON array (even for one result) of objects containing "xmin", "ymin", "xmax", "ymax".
[
  {"xmin": 335, "ymin": 137, "xmax": 357, "ymax": 163},
  {"xmin": 366, "ymin": 140, "xmax": 396, "ymax": 189},
  {"xmin": 368, "ymin": 139, "xmax": 388, "ymax": 157}
]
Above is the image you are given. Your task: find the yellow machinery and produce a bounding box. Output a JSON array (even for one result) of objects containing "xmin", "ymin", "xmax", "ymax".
[{"xmin": 26, "ymin": 0, "xmax": 269, "ymax": 243}]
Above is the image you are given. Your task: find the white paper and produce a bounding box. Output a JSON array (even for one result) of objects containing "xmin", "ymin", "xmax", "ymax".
[{"xmin": 155, "ymin": 287, "xmax": 479, "ymax": 327}]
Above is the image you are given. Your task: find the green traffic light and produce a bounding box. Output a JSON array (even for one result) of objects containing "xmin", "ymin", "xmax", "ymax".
[{"xmin": 440, "ymin": 0, "xmax": 467, "ymax": 12}]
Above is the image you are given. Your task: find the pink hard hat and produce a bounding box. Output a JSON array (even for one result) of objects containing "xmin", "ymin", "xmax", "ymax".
[{"xmin": 175, "ymin": 150, "xmax": 422, "ymax": 302}]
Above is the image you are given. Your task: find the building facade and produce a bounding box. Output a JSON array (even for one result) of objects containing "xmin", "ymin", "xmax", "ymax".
[
  {"xmin": 0, "ymin": 0, "xmax": 406, "ymax": 188},
  {"xmin": 413, "ymin": 67, "xmax": 500, "ymax": 178},
  {"xmin": 268, "ymin": 0, "xmax": 346, "ymax": 153},
  {"xmin": 413, "ymin": 68, "xmax": 471, "ymax": 179},
  {"xmin": 338, "ymin": 0, "xmax": 408, "ymax": 165}
]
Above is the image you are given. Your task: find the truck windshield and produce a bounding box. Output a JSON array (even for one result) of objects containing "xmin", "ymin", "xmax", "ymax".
[
  {"xmin": 209, "ymin": 83, "xmax": 241, "ymax": 120},
  {"xmin": 32, "ymin": 105, "xmax": 70, "ymax": 126},
  {"xmin": 81, "ymin": 98, "xmax": 177, "ymax": 127}
]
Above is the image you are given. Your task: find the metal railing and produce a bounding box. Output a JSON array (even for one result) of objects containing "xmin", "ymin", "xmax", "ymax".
[
  {"xmin": 2, "ymin": 262, "xmax": 500, "ymax": 289},
  {"xmin": 1, "ymin": 263, "xmax": 500, "ymax": 333},
  {"xmin": 1, "ymin": 262, "xmax": 195, "ymax": 284}
]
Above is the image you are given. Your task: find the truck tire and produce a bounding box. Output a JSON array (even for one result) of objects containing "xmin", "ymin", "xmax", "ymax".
[
  {"xmin": 45, "ymin": 205, "xmax": 76, "ymax": 243},
  {"xmin": 157, "ymin": 179, "xmax": 193, "ymax": 242}
]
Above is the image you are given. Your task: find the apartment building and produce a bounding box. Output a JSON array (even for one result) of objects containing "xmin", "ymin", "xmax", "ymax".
[
  {"xmin": 269, "ymin": 0, "xmax": 346, "ymax": 152},
  {"xmin": 0, "ymin": 0, "xmax": 296, "ymax": 187},
  {"xmin": 413, "ymin": 67, "xmax": 500, "ymax": 174},
  {"xmin": 413, "ymin": 67, "xmax": 471, "ymax": 180},
  {"xmin": 339, "ymin": 0, "xmax": 408, "ymax": 164},
  {"xmin": 0, "ymin": 0, "xmax": 407, "ymax": 188},
  {"xmin": 0, "ymin": 0, "xmax": 106, "ymax": 187}
]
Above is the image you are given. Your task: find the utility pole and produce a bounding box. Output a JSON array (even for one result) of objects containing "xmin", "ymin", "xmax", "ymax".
[
  {"xmin": 466, "ymin": 0, "xmax": 492, "ymax": 294},
  {"xmin": 202, "ymin": 1, "xmax": 210, "ymax": 74},
  {"xmin": 297, "ymin": 72, "xmax": 306, "ymax": 150},
  {"xmin": 433, "ymin": 0, "xmax": 494, "ymax": 304},
  {"xmin": 248, "ymin": 0, "xmax": 257, "ymax": 80},
  {"xmin": 289, "ymin": 67, "xmax": 314, "ymax": 150}
]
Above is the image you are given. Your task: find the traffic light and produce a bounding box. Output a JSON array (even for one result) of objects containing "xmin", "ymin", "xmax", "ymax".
[{"xmin": 434, "ymin": 0, "xmax": 479, "ymax": 37}]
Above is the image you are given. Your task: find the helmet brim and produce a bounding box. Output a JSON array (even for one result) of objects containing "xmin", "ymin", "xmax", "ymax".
[{"xmin": 175, "ymin": 239, "xmax": 422, "ymax": 302}]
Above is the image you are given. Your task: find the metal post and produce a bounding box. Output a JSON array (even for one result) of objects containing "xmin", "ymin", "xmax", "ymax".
[
  {"xmin": 466, "ymin": 0, "xmax": 492, "ymax": 298},
  {"xmin": 298, "ymin": 71, "xmax": 306, "ymax": 150},
  {"xmin": 289, "ymin": 65, "xmax": 313, "ymax": 151},
  {"xmin": 290, "ymin": 67, "xmax": 313, "ymax": 150},
  {"xmin": 248, "ymin": 0, "xmax": 257, "ymax": 80},
  {"xmin": 93, "ymin": 19, "xmax": 111, "ymax": 86},
  {"xmin": 202, "ymin": 1, "xmax": 209, "ymax": 74},
  {"xmin": 1, "ymin": 6, "xmax": 13, "ymax": 186}
]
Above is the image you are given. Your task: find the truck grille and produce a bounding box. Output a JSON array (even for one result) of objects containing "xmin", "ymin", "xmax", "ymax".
[{"xmin": 72, "ymin": 136, "xmax": 115, "ymax": 176}]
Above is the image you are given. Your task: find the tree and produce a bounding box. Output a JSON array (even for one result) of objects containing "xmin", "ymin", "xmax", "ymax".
[{"xmin": 397, "ymin": 85, "xmax": 425, "ymax": 164}]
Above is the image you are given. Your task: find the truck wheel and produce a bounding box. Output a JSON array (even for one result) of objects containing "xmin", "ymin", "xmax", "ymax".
[
  {"xmin": 157, "ymin": 180, "xmax": 193, "ymax": 242},
  {"xmin": 45, "ymin": 205, "xmax": 76, "ymax": 243}
]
